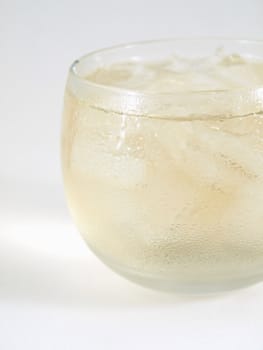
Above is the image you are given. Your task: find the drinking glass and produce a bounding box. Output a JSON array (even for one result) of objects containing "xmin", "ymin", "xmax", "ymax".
[{"xmin": 62, "ymin": 39, "xmax": 263, "ymax": 293}]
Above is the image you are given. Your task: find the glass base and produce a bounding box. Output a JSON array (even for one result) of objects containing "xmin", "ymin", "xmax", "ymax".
[{"xmin": 89, "ymin": 244, "xmax": 263, "ymax": 295}]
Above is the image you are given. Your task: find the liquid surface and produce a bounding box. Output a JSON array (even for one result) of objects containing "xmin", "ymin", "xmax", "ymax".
[
  {"xmin": 87, "ymin": 52, "xmax": 263, "ymax": 92},
  {"xmin": 63, "ymin": 54, "xmax": 263, "ymax": 292}
]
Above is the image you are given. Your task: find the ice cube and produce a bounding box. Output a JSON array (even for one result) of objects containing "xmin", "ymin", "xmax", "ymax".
[
  {"xmin": 194, "ymin": 122, "xmax": 263, "ymax": 180},
  {"xmin": 71, "ymin": 138, "xmax": 146, "ymax": 188}
]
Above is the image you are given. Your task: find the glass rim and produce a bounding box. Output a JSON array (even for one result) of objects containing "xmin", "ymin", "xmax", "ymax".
[
  {"xmin": 70, "ymin": 37, "xmax": 263, "ymax": 95},
  {"xmin": 67, "ymin": 38, "xmax": 263, "ymax": 119}
]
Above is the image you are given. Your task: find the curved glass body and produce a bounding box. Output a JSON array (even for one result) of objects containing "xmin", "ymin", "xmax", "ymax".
[{"xmin": 62, "ymin": 39, "xmax": 263, "ymax": 293}]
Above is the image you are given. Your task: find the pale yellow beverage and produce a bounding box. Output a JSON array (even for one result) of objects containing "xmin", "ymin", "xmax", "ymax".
[{"xmin": 62, "ymin": 39, "xmax": 263, "ymax": 293}]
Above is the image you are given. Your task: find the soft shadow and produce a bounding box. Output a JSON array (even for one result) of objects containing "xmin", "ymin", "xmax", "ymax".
[
  {"xmin": 0, "ymin": 177, "xmax": 197, "ymax": 308},
  {"xmin": 0, "ymin": 237, "xmax": 216, "ymax": 309},
  {"xmin": 0, "ymin": 175, "xmax": 67, "ymax": 219}
]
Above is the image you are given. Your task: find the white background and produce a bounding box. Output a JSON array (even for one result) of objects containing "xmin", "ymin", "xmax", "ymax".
[{"xmin": 1, "ymin": 0, "xmax": 263, "ymax": 349}]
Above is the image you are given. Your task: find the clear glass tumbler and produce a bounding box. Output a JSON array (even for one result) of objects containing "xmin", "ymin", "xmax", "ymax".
[{"xmin": 62, "ymin": 39, "xmax": 263, "ymax": 293}]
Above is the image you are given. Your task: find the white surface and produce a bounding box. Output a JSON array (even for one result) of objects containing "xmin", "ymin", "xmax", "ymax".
[{"xmin": 1, "ymin": 0, "xmax": 263, "ymax": 349}]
